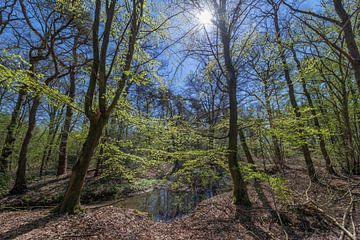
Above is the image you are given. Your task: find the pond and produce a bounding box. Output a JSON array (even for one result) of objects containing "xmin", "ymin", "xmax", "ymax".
[{"xmin": 115, "ymin": 186, "xmax": 224, "ymax": 222}]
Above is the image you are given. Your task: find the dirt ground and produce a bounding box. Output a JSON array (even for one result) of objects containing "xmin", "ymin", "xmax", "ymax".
[
  {"xmin": 0, "ymin": 160, "xmax": 359, "ymax": 239},
  {"xmin": 0, "ymin": 185, "xmax": 340, "ymax": 240}
]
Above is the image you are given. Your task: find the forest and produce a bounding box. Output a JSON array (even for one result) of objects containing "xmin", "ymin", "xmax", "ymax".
[{"xmin": 0, "ymin": 0, "xmax": 359, "ymax": 239}]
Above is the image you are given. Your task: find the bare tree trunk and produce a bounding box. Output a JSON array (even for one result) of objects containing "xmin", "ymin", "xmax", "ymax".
[
  {"xmin": 238, "ymin": 127, "xmax": 255, "ymax": 165},
  {"xmin": 341, "ymin": 88, "xmax": 356, "ymax": 175},
  {"xmin": 208, "ymin": 128, "xmax": 215, "ymax": 149},
  {"xmin": 57, "ymin": 105, "xmax": 73, "ymax": 176},
  {"xmin": 291, "ymin": 46, "xmax": 336, "ymax": 175},
  {"xmin": 271, "ymin": 2, "xmax": 317, "ymax": 181},
  {"xmin": 0, "ymin": 87, "xmax": 8, "ymax": 112},
  {"xmin": 58, "ymin": 117, "xmax": 107, "ymax": 213},
  {"xmin": 57, "ymin": 0, "xmax": 144, "ymax": 214},
  {"xmin": 40, "ymin": 108, "xmax": 57, "ymax": 177},
  {"xmin": 10, "ymin": 97, "xmax": 41, "ymax": 194},
  {"xmin": 332, "ymin": 0, "xmax": 360, "ymax": 91},
  {"xmin": 0, "ymin": 90, "xmax": 26, "ymax": 174},
  {"xmin": 263, "ymin": 76, "xmax": 285, "ymax": 171},
  {"xmin": 218, "ymin": 1, "xmax": 251, "ymax": 207},
  {"xmin": 41, "ymin": 115, "xmax": 61, "ymax": 176},
  {"xmin": 57, "ymin": 35, "xmax": 78, "ymax": 176}
]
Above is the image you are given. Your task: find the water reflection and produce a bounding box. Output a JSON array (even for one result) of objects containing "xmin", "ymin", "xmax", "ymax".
[{"xmin": 115, "ymin": 187, "xmax": 218, "ymax": 221}]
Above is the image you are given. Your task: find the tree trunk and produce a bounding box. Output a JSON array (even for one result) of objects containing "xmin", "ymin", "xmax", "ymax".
[
  {"xmin": 218, "ymin": 2, "xmax": 251, "ymax": 207},
  {"xmin": 57, "ymin": 0, "xmax": 142, "ymax": 214},
  {"xmin": 238, "ymin": 127, "xmax": 255, "ymax": 165},
  {"xmin": 0, "ymin": 90, "xmax": 26, "ymax": 174},
  {"xmin": 208, "ymin": 127, "xmax": 215, "ymax": 149},
  {"xmin": 57, "ymin": 79, "xmax": 75, "ymax": 176},
  {"xmin": 341, "ymin": 90, "xmax": 357, "ymax": 175},
  {"xmin": 272, "ymin": 4, "xmax": 317, "ymax": 182},
  {"xmin": 57, "ymin": 106, "xmax": 72, "ymax": 175},
  {"xmin": 291, "ymin": 47, "xmax": 336, "ymax": 175},
  {"xmin": 58, "ymin": 116, "xmax": 107, "ymax": 213},
  {"xmin": 40, "ymin": 109, "xmax": 57, "ymax": 177},
  {"xmin": 332, "ymin": 0, "xmax": 360, "ymax": 91},
  {"xmin": 0, "ymin": 87, "xmax": 8, "ymax": 112},
  {"xmin": 264, "ymin": 94, "xmax": 284, "ymax": 170},
  {"xmin": 57, "ymin": 35, "xmax": 78, "ymax": 176},
  {"xmin": 10, "ymin": 97, "xmax": 41, "ymax": 194},
  {"xmin": 271, "ymin": 135, "xmax": 284, "ymax": 169}
]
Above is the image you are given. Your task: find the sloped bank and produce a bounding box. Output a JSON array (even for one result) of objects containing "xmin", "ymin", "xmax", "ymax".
[{"xmin": 0, "ymin": 186, "xmax": 337, "ymax": 240}]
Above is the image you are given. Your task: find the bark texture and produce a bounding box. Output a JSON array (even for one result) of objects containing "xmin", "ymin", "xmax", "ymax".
[
  {"xmin": 291, "ymin": 46, "xmax": 336, "ymax": 175},
  {"xmin": 217, "ymin": 0, "xmax": 251, "ymax": 207},
  {"xmin": 10, "ymin": 97, "xmax": 41, "ymax": 194},
  {"xmin": 57, "ymin": 35, "xmax": 78, "ymax": 176},
  {"xmin": 0, "ymin": 90, "xmax": 26, "ymax": 174},
  {"xmin": 271, "ymin": 0, "xmax": 317, "ymax": 181}
]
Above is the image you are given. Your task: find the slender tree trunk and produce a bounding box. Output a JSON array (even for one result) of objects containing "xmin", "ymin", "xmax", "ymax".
[
  {"xmin": 218, "ymin": 1, "xmax": 251, "ymax": 207},
  {"xmin": 10, "ymin": 97, "xmax": 41, "ymax": 194},
  {"xmin": 264, "ymin": 93, "xmax": 284, "ymax": 170},
  {"xmin": 332, "ymin": 0, "xmax": 360, "ymax": 91},
  {"xmin": 341, "ymin": 89, "xmax": 356, "ymax": 174},
  {"xmin": 208, "ymin": 127, "xmax": 215, "ymax": 149},
  {"xmin": 57, "ymin": 34, "xmax": 78, "ymax": 176},
  {"xmin": 238, "ymin": 127, "xmax": 255, "ymax": 165},
  {"xmin": 228, "ymin": 90, "xmax": 250, "ymax": 206},
  {"xmin": 350, "ymin": 87, "xmax": 360, "ymax": 174},
  {"xmin": 40, "ymin": 109, "xmax": 56, "ymax": 177},
  {"xmin": 0, "ymin": 90, "xmax": 26, "ymax": 174},
  {"xmin": 291, "ymin": 47, "xmax": 336, "ymax": 175},
  {"xmin": 271, "ymin": 135, "xmax": 283, "ymax": 168},
  {"xmin": 57, "ymin": 0, "xmax": 143, "ymax": 214},
  {"xmin": 58, "ymin": 116, "xmax": 107, "ymax": 213},
  {"xmin": 57, "ymin": 78, "xmax": 76, "ymax": 176},
  {"xmin": 0, "ymin": 87, "xmax": 8, "ymax": 112},
  {"xmin": 57, "ymin": 110, "xmax": 72, "ymax": 176},
  {"xmin": 271, "ymin": 4, "xmax": 317, "ymax": 181},
  {"xmin": 93, "ymin": 147, "xmax": 103, "ymax": 178},
  {"xmin": 42, "ymin": 119, "xmax": 61, "ymax": 176}
]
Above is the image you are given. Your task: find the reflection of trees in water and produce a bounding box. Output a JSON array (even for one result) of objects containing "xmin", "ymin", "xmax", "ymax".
[
  {"xmin": 117, "ymin": 185, "xmax": 224, "ymax": 221},
  {"xmin": 145, "ymin": 187, "xmax": 219, "ymax": 221}
]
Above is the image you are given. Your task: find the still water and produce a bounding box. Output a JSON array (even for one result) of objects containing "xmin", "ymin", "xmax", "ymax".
[{"xmin": 115, "ymin": 187, "xmax": 219, "ymax": 221}]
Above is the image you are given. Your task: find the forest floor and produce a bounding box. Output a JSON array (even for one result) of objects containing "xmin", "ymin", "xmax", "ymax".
[
  {"xmin": 0, "ymin": 187, "xmax": 337, "ymax": 240},
  {"xmin": 0, "ymin": 159, "xmax": 359, "ymax": 239},
  {"xmin": 0, "ymin": 169, "xmax": 161, "ymax": 209}
]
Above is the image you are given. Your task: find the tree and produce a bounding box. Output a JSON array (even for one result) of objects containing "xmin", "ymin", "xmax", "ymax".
[
  {"xmin": 243, "ymin": 34, "xmax": 285, "ymax": 170},
  {"xmin": 267, "ymin": 0, "xmax": 317, "ymax": 182},
  {"xmin": 0, "ymin": 0, "xmax": 16, "ymax": 35},
  {"xmin": 10, "ymin": 0, "xmax": 73, "ymax": 194},
  {"xmin": 209, "ymin": 0, "xmax": 252, "ymax": 207},
  {"xmin": 57, "ymin": 33, "xmax": 80, "ymax": 176},
  {"xmin": 285, "ymin": 0, "xmax": 360, "ymax": 92},
  {"xmin": 58, "ymin": 0, "xmax": 145, "ymax": 214},
  {"xmin": 289, "ymin": 39, "xmax": 336, "ymax": 175}
]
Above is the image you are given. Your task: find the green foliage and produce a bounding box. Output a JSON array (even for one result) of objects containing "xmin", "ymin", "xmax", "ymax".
[
  {"xmin": 171, "ymin": 148, "xmax": 227, "ymax": 189},
  {"xmin": 81, "ymin": 177, "xmax": 130, "ymax": 202},
  {"xmin": 0, "ymin": 53, "xmax": 79, "ymax": 111},
  {"xmin": 98, "ymin": 103, "xmax": 229, "ymax": 190},
  {"xmin": 55, "ymin": 0, "xmax": 86, "ymax": 18},
  {"xmin": 101, "ymin": 141, "xmax": 148, "ymax": 182},
  {"xmin": 270, "ymin": 106, "xmax": 329, "ymax": 145},
  {"xmin": 241, "ymin": 164, "xmax": 290, "ymax": 204},
  {"xmin": 0, "ymin": 173, "xmax": 10, "ymax": 196},
  {"xmin": 131, "ymin": 178, "xmax": 164, "ymax": 191}
]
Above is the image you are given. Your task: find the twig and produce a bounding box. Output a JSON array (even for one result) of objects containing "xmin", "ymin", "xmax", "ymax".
[
  {"xmin": 303, "ymin": 200, "xmax": 356, "ymax": 240},
  {"xmin": 339, "ymin": 191, "xmax": 352, "ymax": 240}
]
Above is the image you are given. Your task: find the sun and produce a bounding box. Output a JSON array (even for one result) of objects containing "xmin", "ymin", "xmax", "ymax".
[{"xmin": 198, "ymin": 10, "xmax": 213, "ymax": 25}]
